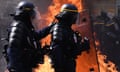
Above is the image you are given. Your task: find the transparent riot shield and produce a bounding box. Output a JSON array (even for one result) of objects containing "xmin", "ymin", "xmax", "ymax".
[{"xmin": 74, "ymin": 11, "xmax": 100, "ymax": 72}]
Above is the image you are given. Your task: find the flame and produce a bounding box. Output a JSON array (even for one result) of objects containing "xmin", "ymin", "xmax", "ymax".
[
  {"xmin": 40, "ymin": 0, "xmax": 83, "ymax": 53},
  {"xmin": 34, "ymin": 0, "xmax": 84, "ymax": 72},
  {"xmin": 98, "ymin": 51, "xmax": 118, "ymax": 72},
  {"xmin": 95, "ymin": 40, "xmax": 118, "ymax": 72},
  {"xmin": 73, "ymin": 4, "xmax": 101, "ymax": 71},
  {"xmin": 94, "ymin": 34, "xmax": 118, "ymax": 72},
  {"xmin": 33, "ymin": 56, "xmax": 54, "ymax": 72},
  {"xmin": 33, "ymin": 0, "xmax": 118, "ymax": 72},
  {"xmin": 94, "ymin": 32, "xmax": 118, "ymax": 72},
  {"xmin": 41, "ymin": 0, "xmax": 83, "ymax": 25}
]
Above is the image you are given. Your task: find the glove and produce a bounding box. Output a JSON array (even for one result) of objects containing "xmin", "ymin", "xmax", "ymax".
[{"xmin": 82, "ymin": 37, "xmax": 90, "ymax": 52}]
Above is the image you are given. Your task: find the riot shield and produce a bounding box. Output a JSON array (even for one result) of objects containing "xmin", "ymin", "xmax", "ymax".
[{"xmin": 74, "ymin": 11, "xmax": 100, "ymax": 72}]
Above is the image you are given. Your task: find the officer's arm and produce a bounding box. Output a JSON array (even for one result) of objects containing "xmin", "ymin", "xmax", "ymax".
[
  {"xmin": 72, "ymin": 32, "xmax": 90, "ymax": 56},
  {"xmin": 37, "ymin": 23, "xmax": 55, "ymax": 40},
  {"xmin": 75, "ymin": 32, "xmax": 90, "ymax": 53}
]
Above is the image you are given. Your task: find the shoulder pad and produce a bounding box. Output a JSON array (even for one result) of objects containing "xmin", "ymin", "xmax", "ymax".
[
  {"xmin": 11, "ymin": 21, "xmax": 19, "ymax": 27},
  {"xmin": 11, "ymin": 21, "xmax": 25, "ymax": 29},
  {"xmin": 51, "ymin": 24, "xmax": 64, "ymax": 41},
  {"xmin": 8, "ymin": 21, "xmax": 26, "ymax": 44}
]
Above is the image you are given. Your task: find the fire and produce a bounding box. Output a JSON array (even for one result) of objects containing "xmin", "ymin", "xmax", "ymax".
[
  {"xmin": 41, "ymin": 0, "xmax": 83, "ymax": 25},
  {"xmin": 40, "ymin": 0, "xmax": 83, "ymax": 54},
  {"xmin": 34, "ymin": 0, "xmax": 84, "ymax": 72},
  {"xmin": 33, "ymin": 55, "xmax": 54, "ymax": 72},
  {"xmin": 98, "ymin": 51, "xmax": 118, "ymax": 72},
  {"xmin": 75, "ymin": 4, "xmax": 100, "ymax": 72},
  {"xmin": 95, "ymin": 36, "xmax": 118, "ymax": 72},
  {"xmin": 93, "ymin": 20, "xmax": 119, "ymax": 72},
  {"xmin": 33, "ymin": 0, "xmax": 118, "ymax": 72}
]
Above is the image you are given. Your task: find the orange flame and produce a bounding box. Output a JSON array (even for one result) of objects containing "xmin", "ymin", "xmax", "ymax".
[
  {"xmin": 94, "ymin": 33, "xmax": 118, "ymax": 72},
  {"xmin": 94, "ymin": 32, "xmax": 118, "ymax": 72},
  {"xmin": 41, "ymin": 0, "xmax": 83, "ymax": 25},
  {"xmin": 40, "ymin": 0, "xmax": 83, "ymax": 52},
  {"xmin": 94, "ymin": 35, "xmax": 118, "ymax": 72},
  {"xmin": 34, "ymin": 0, "xmax": 84, "ymax": 72},
  {"xmin": 33, "ymin": 0, "xmax": 118, "ymax": 72},
  {"xmin": 33, "ymin": 56, "xmax": 54, "ymax": 72},
  {"xmin": 98, "ymin": 51, "xmax": 118, "ymax": 72}
]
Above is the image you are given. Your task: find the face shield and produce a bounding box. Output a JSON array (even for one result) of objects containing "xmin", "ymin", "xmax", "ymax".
[
  {"xmin": 70, "ymin": 12, "xmax": 80, "ymax": 24},
  {"xmin": 31, "ymin": 8, "xmax": 39, "ymax": 20},
  {"xmin": 31, "ymin": 7, "xmax": 41, "ymax": 29},
  {"xmin": 75, "ymin": 12, "xmax": 80, "ymax": 25}
]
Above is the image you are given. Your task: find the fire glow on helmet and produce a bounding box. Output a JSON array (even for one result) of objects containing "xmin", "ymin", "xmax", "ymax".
[{"xmin": 60, "ymin": 8, "xmax": 78, "ymax": 12}]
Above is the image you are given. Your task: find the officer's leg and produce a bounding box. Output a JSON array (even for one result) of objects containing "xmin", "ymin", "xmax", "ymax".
[
  {"xmin": 51, "ymin": 48, "xmax": 64, "ymax": 72},
  {"xmin": 7, "ymin": 48, "xmax": 32, "ymax": 72},
  {"xmin": 64, "ymin": 59, "xmax": 76, "ymax": 72}
]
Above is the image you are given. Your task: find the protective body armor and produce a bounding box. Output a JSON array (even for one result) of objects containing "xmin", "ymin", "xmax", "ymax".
[
  {"xmin": 7, "ymin": 20, "xmax": 51, "ymax": 72},
  {"xmin": 49, "ymin": 3, "xmax": 90, "ymax": 72},
  {"xmin": 50, "ymin": 23, "xmax": 83, "ymax": 72},
  {"xmin": 49, "ymin": 4, "xmax": 80, "ymax": 72},
  {"xmin": 51, "ymin": 24, "xmax": 82, "ymax": 58},
  {"xmin": 5, "ymin": 1, "xmax": 54, "ymax": 72}
]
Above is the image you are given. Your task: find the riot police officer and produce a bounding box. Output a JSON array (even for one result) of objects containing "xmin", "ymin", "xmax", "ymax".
[
  {"xmin": 6, "ymin": 1, "xmax": 54, "ymax": 72},
  {"xmin": 50, "ymin": 4, "xmax": 90, "ymax": 72}
]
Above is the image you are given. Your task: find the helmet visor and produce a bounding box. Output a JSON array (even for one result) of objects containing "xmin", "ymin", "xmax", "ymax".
[{"xmin": 75, "ymin": 12, "xmax": 80, "ymax": 24}]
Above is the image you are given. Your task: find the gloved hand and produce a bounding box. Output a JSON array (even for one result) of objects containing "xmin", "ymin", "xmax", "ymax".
[
  {"xmin": 81, "ymin": 37, "xmax": 90, "ymax": 52},
  {"xmin": 48, "ymin": 22, "xmax": 56, "ymax": 28}
]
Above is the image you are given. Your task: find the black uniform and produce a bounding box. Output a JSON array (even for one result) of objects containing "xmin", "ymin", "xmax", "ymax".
[
  {"xmin": 50, "ymin": 24, "xmax": 78, "ymax": 72},
  {"xmin": 7, "ymin": 21, "xmax": 51, "ymax": 72},
  {"xmin": 49, "ymin": 4, "xmax": 89, "ymax": 72},
  {"xmin": 6, "ymin": 1, "xmax": 53, "ymax": 72}
]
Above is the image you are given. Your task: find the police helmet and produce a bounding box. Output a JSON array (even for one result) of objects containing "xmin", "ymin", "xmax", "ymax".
[
  {"xmin": 15, "ymin": 1, "xmax": 36, "ymax": 18},
  {"xmin": 56, "ymin": 4, "xmax": 78, "ymax": 24},
  {"xmin": 60, "ymin": 4, "xmax": 78, "ymax": 13}
]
